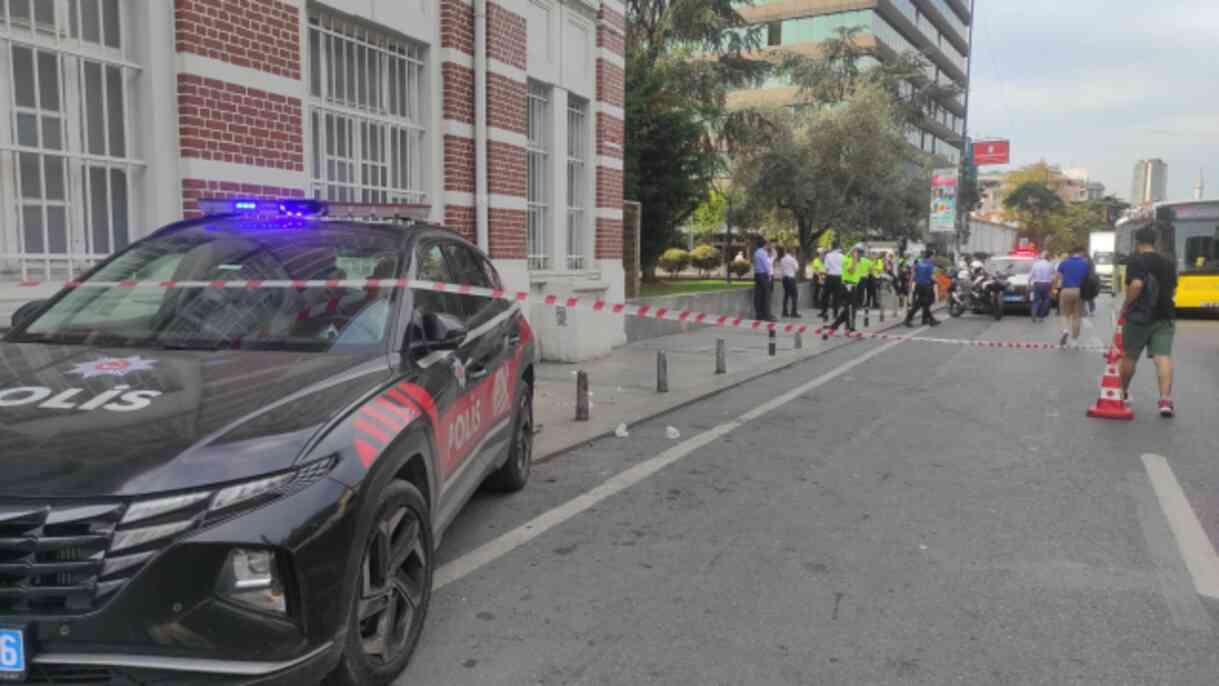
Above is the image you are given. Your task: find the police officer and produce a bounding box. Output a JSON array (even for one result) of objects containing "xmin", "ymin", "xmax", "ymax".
[
  {"xmin": 810, "ymin": 249, "xmax": 827, "ymax": 312},
  {"xmin": 823, "ymin": 245, "xmax": 868, "ymax": 339},
  {"xmin": 820, "ymin": 244, "xmax": 844, "ymax": 321},
  {"xmin": 904, "ymin": 249, "xmax": 941, "ymax": 327}
]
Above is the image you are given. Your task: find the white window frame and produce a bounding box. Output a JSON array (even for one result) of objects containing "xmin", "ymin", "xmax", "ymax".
[
  {"xmin": 307, "ymin": 11, "xmax": 427, "ymax": 205},
  {"xmin": 565, "ymin": 95, "xmax": 588, "ymax": 271},
  {"xmin": 526, "ymin": 80, "xmax": 551, "ymax": 271},
  {"xmin": 0, "ymin": 0, "xmax": 143, "ymax": 280}
]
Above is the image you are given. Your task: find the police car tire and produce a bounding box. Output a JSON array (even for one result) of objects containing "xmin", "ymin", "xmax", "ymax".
[
  {"xmin": 326, "ymin": 480, "xmax": 433, "ymax": 686},
  {"xmin": 485, "ymin": 383, "xmax": 533, "ymax": 493}
]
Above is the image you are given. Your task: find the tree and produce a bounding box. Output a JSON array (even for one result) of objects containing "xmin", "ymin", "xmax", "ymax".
[
  {"xmin": 624, "ymin": 0, "xmax": 769, "ymax": 280},
  {"xmin": 658, "ymin": 248, "xmax": 691, "ymax": 277},
  {"xmin": 1003, "ymin": 182, "xmax": 1065, "ymax": 249},
  {"xmin": 690, "ymin": 244, "xmax": 722, "ymax": 276},
  {"xmin": 736, "ymin": 85, "xmax": 928, "ymax": 278}
]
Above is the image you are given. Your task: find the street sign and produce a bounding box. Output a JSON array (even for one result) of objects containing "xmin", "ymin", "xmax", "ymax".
[
  {"xmin": 973, "ymin": 139, "xmax": 1011, "ymax": 166},
  {"xmin": 929, "ymin": 168, "xmax": 958, "ymax": 234}
]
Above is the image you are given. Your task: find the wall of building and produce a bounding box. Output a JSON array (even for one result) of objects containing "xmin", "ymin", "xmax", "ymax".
[{"xmin": 0, "ymin": 0, "xmax": 626, "ymax": 360}]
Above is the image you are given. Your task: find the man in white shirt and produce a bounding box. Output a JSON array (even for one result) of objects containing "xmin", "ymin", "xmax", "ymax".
[
  {"xmin": 1029, "ymin": 251, "xmax": 1055, "ymax": 323},
  {"xmin": 779, "ymin": 246, "xmax": 800, "ymax": 317},
  {"xmin": 819, "ymin": 244, "xmax": 845, "ymax": 321}
]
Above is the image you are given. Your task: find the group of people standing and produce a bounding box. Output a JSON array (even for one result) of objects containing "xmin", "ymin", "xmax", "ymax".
[{"xmin": 750, "ymin": 237, "xmax": 940, "ymax": 336}]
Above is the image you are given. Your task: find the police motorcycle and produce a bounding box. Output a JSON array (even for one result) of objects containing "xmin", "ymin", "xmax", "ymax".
[{"xmin": 948, "ymin": 261, "xmax": 1009, "ymax": 321}]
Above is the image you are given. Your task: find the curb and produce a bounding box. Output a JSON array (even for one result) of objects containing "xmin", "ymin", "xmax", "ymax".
[{"xmin": 532, "ymin": 304, "xmax": 944, "ymax": 465}]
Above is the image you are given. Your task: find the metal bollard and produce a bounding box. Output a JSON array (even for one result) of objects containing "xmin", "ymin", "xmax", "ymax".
[
  {"xmin": 657, "ymin": 350, "xmax": 669, "ymax": 393},
  {"xmin": 715, "ymin": 338, "xmax": 727, "ymax": 375},
  {"xmin": 768, "ymin": 329, "xmax": 776, "ymax": 356},
  {"xmin": 575, "ymin": 370, "xmax": 590, "ymax": 421},
  {"xmin": 795, "ymin": 331, "xmax": 803, "ymax": 350}
]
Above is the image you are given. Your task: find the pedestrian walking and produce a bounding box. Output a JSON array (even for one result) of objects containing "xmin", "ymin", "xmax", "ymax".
[
  {"xmin": 1119, "ymin": 225, "xmax": 1178, "ymax": 416},
  {"xmin": 904, "ymin": 249, "xmax": 941, "ymax": 327},
  {"xmin": 1053, "ymin": 245, "xmax": 1090, "ymax": 346},
  {"xmin": 752, "ymin": 237, "xmax": 775, "ymax": 322},
  {"xmin": 820, "ymin": 244, "xmax": 844, "ymax": 321},
  {"xmin": 779, "ymin": 246, "xmax": 800, "ymax": 317},
  {"xmin": 1029, "ymin": 251, "xmax": 1055, "ymax": 322},
  {"xmin": 823, "ymin": 245, "xmax": 867, "ymax": 338}
]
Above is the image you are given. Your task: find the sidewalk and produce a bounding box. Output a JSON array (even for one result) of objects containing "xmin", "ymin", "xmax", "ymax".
[{"xmin": 532, "ymin": 294, "xmax": 936, "ymax": 461}]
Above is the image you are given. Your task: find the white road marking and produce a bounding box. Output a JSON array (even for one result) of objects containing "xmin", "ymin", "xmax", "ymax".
[
  {"xmin": 432, "ymin": 329, "xmax": 927, "ymax": 590},
  {"xmin": 1141, "ymin": 454, "xmax": 1219, "ymax": 600},
  {"xmin": 1129, "ymin": 472, "xmax": 1213, "ymax": 631}
]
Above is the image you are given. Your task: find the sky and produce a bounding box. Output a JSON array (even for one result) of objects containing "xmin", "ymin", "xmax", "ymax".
[{"xmin": 967, "ymin": 0, "xmax": 1218, "ymax": 203}]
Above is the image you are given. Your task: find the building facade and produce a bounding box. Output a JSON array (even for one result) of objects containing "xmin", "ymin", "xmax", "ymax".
[
  {"xmin": 1130, "ymin": 158, "xmax": 1167, "ymax": 206},
  {"xmin": 0, "ymin": 0, "xmax": 627, "ymax": 359},
  {"xmin": 975, "ymin": 166, "xmax": 1106, "ymax": 222},
  {"xmin": 727, "ymin": 0, "xmax": 972, "ymax": 166}
]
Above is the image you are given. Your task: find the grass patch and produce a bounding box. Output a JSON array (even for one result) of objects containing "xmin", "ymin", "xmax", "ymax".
[{"xmin": 639, "ymin": 279, "xmax": 753, "ymax": 298}]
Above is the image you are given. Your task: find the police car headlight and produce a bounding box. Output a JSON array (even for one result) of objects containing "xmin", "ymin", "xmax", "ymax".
[
  {"xmin": 204, "ymin": 456, "xmax": 337, "ymax": 523},
  {"xmin": 216, "ymin": 548, "xmax": 287, "ymax": 615}
]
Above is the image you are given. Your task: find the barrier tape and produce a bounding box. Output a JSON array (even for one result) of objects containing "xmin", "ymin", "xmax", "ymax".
[{"xmin": 3, "ymin": 278, "xmax": 1107, "ymax": 352}]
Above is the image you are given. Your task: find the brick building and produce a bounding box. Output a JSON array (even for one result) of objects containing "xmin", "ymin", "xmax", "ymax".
[{"xmin": 0, "ymin": 0, "xmax": 626, "ymax": 359}]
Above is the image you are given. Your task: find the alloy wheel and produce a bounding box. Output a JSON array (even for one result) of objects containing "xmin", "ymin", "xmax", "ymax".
[{"xmin": 358, "ymin": 504, "xmax": 428, "ymax": 663}]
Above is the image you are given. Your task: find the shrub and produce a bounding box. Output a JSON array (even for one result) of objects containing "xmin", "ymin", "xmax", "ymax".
[
  {"xmin": 729, "ymin": 258, "xmax": 752, "ymax": 278},
  {"xmin": 689, "ymin": 244, "xmax": 721, "ymax": 277},
  {"xmin": 658, "ymin": 248, "xmax": 691, "ymax": 278}
]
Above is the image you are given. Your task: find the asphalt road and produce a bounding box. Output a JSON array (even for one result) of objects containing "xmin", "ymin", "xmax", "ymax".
[{"xmin": 398, "ymin": 297, "xmax": 1219, "ymax": 685}]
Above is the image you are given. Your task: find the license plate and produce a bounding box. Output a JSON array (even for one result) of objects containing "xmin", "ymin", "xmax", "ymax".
[
  {"xmin": 0, "ymin": 627, "xmax": 26, "ymax": 681},
  {"xmin": 1004, "ymin": 294, "xmax": 1022, "ymax": 302}
]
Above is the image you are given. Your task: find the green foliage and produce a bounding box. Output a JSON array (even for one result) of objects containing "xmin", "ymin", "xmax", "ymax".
[
  {"xmin": 1003, "ymin": 182, "xmax": 1066, "ymax": 249},
  {"xmin": 689, "ymin": 244, "xmax": 722, "ymax": 276},
  {"xmin": 735, "ymin": 85, "xmax": 930, "ymax": 266},
  {"xmin": 729, "ymin": 257, "xmax": 752, "ymax": 277},
  {"xmin": 658, "ymin": 248, "xmax": 692, "ymax": 277},
  {"xmin": 625, "ymin": 0, "xmax": 770, "ymax": 277}
]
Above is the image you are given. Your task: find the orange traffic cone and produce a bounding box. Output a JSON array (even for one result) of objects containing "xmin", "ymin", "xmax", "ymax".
[{"xmin": 1087, "ymin": 317, "xmax": 1134, "ymax": 420}]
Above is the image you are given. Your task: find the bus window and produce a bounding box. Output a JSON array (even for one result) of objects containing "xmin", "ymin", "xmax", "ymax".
[{"xmin": 1185, "ymin": 235, "xmax": 1213, "ymax": 270}]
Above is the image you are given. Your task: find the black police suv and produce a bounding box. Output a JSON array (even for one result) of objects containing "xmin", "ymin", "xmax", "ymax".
[{"xmin": 0, "ymin": 200, "xmax": 536, "ymax": 684}]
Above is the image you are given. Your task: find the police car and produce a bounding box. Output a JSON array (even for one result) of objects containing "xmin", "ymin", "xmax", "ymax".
[{"xmin": 0, "ymin": 199, "xmax": 535, "ymax": 685}]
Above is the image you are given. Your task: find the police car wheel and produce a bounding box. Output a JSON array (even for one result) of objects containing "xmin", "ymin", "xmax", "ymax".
[
  {"xmin": 485, "ymin": 383, "xmax": 533, "ymax": 493},
  {"xmin": 327, "ymin": 480, "xmax": 432, "ymax": 686}
]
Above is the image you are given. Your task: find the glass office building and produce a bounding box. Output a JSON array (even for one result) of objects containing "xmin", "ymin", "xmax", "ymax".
[{"xmin": 730, "ymin": 0, "xmax": 973, "ymax": 166}]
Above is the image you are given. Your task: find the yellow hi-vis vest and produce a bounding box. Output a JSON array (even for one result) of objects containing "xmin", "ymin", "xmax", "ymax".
[{"xmin": 843, "ymin": 255, "xmax": 866, "ymax": 284}]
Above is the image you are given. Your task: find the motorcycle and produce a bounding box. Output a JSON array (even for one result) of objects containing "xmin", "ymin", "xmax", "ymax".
[{"xmin": 949, "ymin": 270, "xmax": 1009, "ymax": 320}]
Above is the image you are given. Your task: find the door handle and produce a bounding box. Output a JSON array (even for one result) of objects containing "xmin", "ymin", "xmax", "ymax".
[{"xmin": 467, "ymin": 364, "xmax": 490, "ymax": 380}]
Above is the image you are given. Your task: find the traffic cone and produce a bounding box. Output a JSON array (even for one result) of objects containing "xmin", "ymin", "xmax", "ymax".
[{"xmin": 1087, "ymin": 317, "xmax": 1134, "ymax": 420}]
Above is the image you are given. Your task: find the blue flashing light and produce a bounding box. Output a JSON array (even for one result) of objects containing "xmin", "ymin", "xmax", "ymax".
[{"xmin": 198, "ymin": 198, "xmax": 327, "ymax": 218}]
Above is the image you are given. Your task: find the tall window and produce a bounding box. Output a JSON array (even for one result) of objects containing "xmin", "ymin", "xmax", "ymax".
[
  {"xmin": 0, "ymin": 0, "xmax": 141, "ymax": 279},
  {"xmin": 308, "ymin": 12, "xmax": 426, "ymax": 204},
  {"xmin": 526, "ymin": 81, "xmax": 551, "ymax": 271},
  {"xmin": 565, "ymin": 97, "xmax": 587, "ymax": 271}
]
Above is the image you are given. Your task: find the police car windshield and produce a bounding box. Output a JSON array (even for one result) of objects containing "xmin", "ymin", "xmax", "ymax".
[
  {"xmin": 987, "ymin": 258, "xmax": 1033, "ymax": 275},
  {"xmin": 8, "ymin": 222, "xmax": 405, "ymax": 353}
]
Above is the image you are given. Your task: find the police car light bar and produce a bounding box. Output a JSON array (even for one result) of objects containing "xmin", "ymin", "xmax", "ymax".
[{"xmin": 198, "ymin": 198, "xmax": 429, "ymax": 222}]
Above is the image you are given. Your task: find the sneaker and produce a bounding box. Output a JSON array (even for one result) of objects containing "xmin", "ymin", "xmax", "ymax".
[
  {"xmin": 1059, "ymin": 331, "xmax": 1070, "ymax": 346},
  {"xmin": 1158, "ymin": 399, "xmax": 1175, "ymax": 418}
]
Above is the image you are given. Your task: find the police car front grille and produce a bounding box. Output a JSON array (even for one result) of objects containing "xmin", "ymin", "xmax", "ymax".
[{"xmin": 0, "ymin": 499, "xmax": 201, "ymax": 616}]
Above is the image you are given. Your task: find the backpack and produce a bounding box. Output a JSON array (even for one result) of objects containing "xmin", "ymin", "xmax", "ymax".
[
  {"xmin": 1082, "ymin": 264, "xmax": 1101, "ymax": 300},
  {"xmin": 1125, "ymin": 258, "xmax": 1160, "ymax": 325}
]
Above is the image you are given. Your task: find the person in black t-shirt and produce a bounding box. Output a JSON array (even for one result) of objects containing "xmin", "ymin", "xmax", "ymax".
[{"xmin": 1119, "ymin": 224, "xmax": 1178, "ymax": 417}]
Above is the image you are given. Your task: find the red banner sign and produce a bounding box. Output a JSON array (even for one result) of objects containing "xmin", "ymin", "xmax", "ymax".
[{"xmin": 973, "ymin": 139, "xmax": 1011, "ymax": 166}]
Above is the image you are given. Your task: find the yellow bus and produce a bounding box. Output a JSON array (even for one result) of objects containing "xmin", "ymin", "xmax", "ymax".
[{"xmin": 1115, "ymin": 201, "xmax": 1219, "ymax": 311}]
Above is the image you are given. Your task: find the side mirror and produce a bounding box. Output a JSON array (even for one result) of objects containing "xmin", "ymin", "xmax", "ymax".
[
  {"xmin": 11, "ymin": 300, "xmax": 48, "ymax": 330},
  {"xmin": 415, "ymin": 311, "xmax": 466, "ymax": 353}
]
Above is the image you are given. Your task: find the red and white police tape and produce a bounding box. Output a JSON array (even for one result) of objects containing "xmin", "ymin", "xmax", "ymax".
[{"xmin": 3, "ymin": 277, "xmax": 1108, "ymax": 352}]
